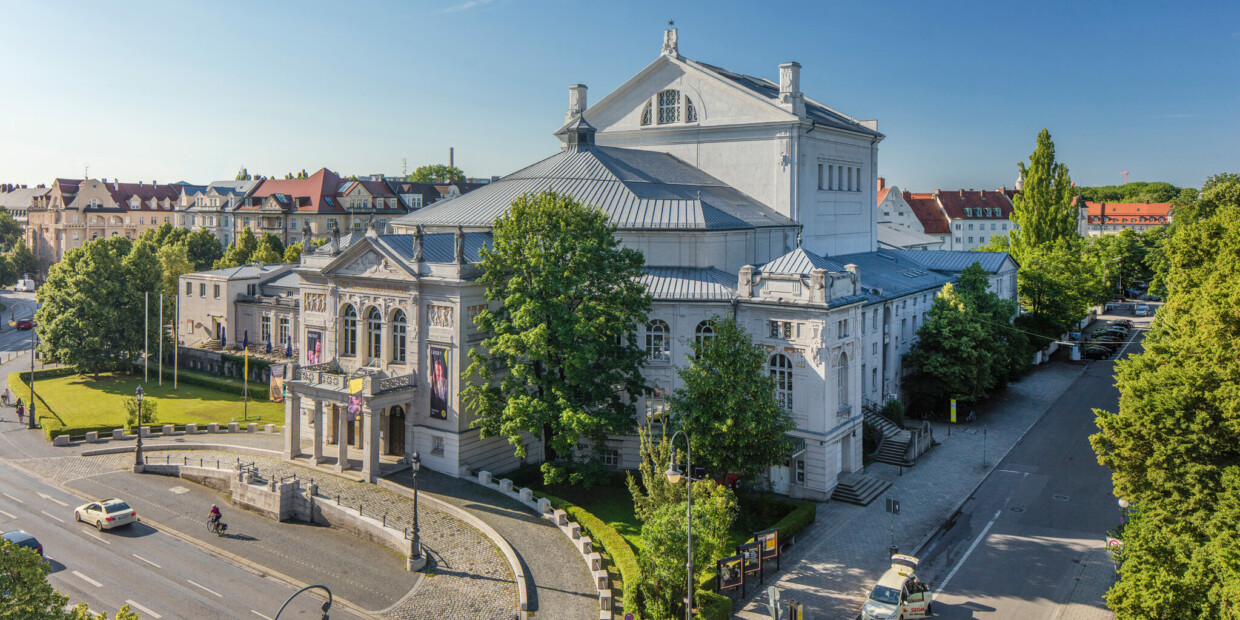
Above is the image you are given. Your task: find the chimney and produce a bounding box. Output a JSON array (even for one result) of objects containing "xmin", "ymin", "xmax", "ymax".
[
  {"xmin": 1000, "ymin": 186, "xmax": 1006, "ymax": 193},
  {"xmin": 934, "ymin": 189, "xmax": 940, "ymax": 196},
  {"xmin": 877, "ymin": 177, "xmax": 886, "ymax": 192},
  {"xmin": 845, "ymin": 264, "xmax": 861, "ymax": 295},
  {"xmin": 959, "ymin": 189, "xmax": 964, "ymax": 197},
  {"xmin": 114, "ymin": 181, "xmax": 119, "ymax": 191},
  {"xmin": 778, "ymin": 62, "xmax": 804, "ymax": 115},
  {"xmin": 566, "ymin": 84, "xmax": 588, "ymax": 123},
  {"xmin": 152, "ymin": 180, "xmax": 157, "ymax": 187}
]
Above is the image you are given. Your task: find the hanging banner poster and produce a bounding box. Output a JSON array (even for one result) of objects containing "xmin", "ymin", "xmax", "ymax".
[
  {"xmin": 738, "ymin": 541, "xmax": 762, "ymax": 576},
  {"xmin": 306, "ymin": 331, "xmax": 322, "ymax": 364},
  {"xmin": 429, "ymin": 347, "xmax": 449, "ymax": 420},
  {"xmin": 756, "ymin": 528, "xmax": 779, "ymax": 562},
  {"xmin": 347, "ymin": 378, "xmax": 364, "ymax": 422},
  {"xmin": 269, "ymin": 365, "xmax": 285, "ymax": 402},
  {"xmin": 717, "ymin": 554, "xmax": 744, "ymax": 591}
]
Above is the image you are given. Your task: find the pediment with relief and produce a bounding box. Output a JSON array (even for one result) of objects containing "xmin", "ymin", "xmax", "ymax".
[{"xmin": 335, "ymin": 250, "xmax": 401, "ymax": 278}]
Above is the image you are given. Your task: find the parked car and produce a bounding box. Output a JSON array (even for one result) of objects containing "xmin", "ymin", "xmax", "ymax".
[
  {"xmin": 1135, "ymin": 303, "xmax": 1150, "ymax": 317},
  {"xmin": 1113, "ymin": 319, "xmax": 1135, "ymax": 328},
  {"xmin": 1085, "ymin": 346, "xmax": 1112, "ymax": 360},
  {"xmin": 74, "ymin": 499, "xmax": 137, "ymax": 531},
  {"xmin": 862, "ymin": 555, "xmax": 931, "ymax": 619},
  {"xmin": 13, "ymin": 319, "xmax": 32, "ymax": 330},
  {"xmin": 1, "ymin": 530, "xmax": 43, "ymax": 556}
]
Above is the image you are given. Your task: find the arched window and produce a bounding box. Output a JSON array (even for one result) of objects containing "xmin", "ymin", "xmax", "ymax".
[
  {"xmin": 837, "ymin": 352, "xmax": 850, "ymax": 409},
  {"xmin": 694, "ymin": 319, "xmax": 715, "ymax": 354},
  {"xmin": 646, "ymin": 319, "xmax": 670, "ymax": 361},
  {"xmin": 367, "ymin": 307, "xmax": 382, "ymax": 359},
  {"xmin": 685, "ymin": 96, "xmax": 698, "ymax": 122},
  {"xmin": 392, "ymin": 310, "xmax": 407, "ymax": 363},
  {"xmin": 770, "ymin": 354, "xmax": 793, "ymax": 410},
  {"xmin": 657, "ymin": 89, "xmax": 680, "ymax": 124},
  {"xmin": 341, "ymin": 305, "xmax": 357, "ymax": 356},
  {"xmin": 640, "ymin": 100, "xmax": 652, "ymax": 126}
]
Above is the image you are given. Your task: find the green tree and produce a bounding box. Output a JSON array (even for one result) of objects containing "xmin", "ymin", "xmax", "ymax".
[
  {"xmin": 906, "ymin": 281, "xmax": 999, "ymax": 408},
  {"xmin": 236, "ymin": 166, "xmax": 251, "ymax": 180},
  {"xmin": 1010, "ymin": 129, "xmax": 1078, "ymax": 253},
  {"xmin": 0, "ymin": 254, "xmax": 15, "ymax": 287},
  {"xmin": 1013, "ymin": 241, "xmax": 1093, "ymax": 340},
  {"xmin": 184, "ymin": 228, "xmax": 224, "ymax": 271},
  {"xmin": 627, "ymin": 423, "xmax": 733, "ymax": 522},
  {"xmin": 283, "ymin": 241, "xmax": 303, "ymax": 263},
  {"xmin": 124, "ymin": 396, "xmax": 159, "ymax": 428},
  {"xmin": 214, "ymin": 227, "xmax": 258, "ymax": 269},
  {"xmin": 638, "ymin": 484, "xmax": 737, "ymax": 619},
  {"xmin": 666, "ymin": 316, "xmax": 794, "ymax": 480},
  {"xmin": 157, "ymin": 241, "xmax": 195, "ymax": 297},
  {"xmin": 954, "ymin": 262, "xmax": 1030, "ymax": 382},
  {"xmin": 0, "ymin": 207, "xmax": 23, "ymax": 251},
  {"xmin": 8, "ymin": 239, "xmax": 37, "ymax": 279},
  {"xmin": 258, "ymin": 233, "xmax": 285, "ymax": 258},
  {"xmin": 463, "ymin": 191, "xmax": 651, "ymax": 485},
  {"xmin": 408, "ymin": 164, "xmax": 465, "ymax": 183},
  {"xmin": 252, "ymin": 245, "xmax": 281, "ymax": 264},
  {"xmin": 0, "ymin": 538, "xmax": 140, "ymax": 619}
]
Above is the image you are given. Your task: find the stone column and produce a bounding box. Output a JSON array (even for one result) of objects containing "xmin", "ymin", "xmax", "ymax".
[
  {"xmin": 312, "ymin": 399, "xmax": 324, "ymax": 464},
  {"xmin": 283, "ymin": 393, "xmax": 302, "ymax": 459},
  {"xmin": 362, "ymin": 405, "xmax": 380, "ymax": 483},
  {"xmin": 336, "ymin": 404, "xmax": 349, "ymax": 472}
]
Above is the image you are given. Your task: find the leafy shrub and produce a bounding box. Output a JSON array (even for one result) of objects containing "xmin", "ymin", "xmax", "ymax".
[
  {"xmin": 881, "ymin": 398, "xmax": 906, "ymax": 427},
  {"xmin": 124, "ymin": 396, "xmax": 158, "ymax": 429},
  {"xmin": 694, "ymin": 590, "xmax": 732, "ymax": 620},
  {"xmin": 772, "ymin": 500, "xmax": 816, "ymax": 542}
]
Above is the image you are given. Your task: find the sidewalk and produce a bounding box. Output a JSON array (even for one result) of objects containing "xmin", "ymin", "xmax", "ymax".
[
  {"xmin": 736, "ymin": 358, "xmax": 1087, "ymax": 619},
  {"xmin": 1053, "ymin": 545, "xmax": 1116, "ymax": 620}
]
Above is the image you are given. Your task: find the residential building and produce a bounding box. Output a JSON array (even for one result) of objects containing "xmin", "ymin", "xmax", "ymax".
[
  {"xmin": 877, "ymin": 179, "xmax": 943, "ymax": 251},
  {"xmin": 0, "ymin": 184, "xmax": 49, "ymax": 229},
  {"xmin": 388, "ymin": 181, "xmax": 486, "ymax": 212},
  {"xmin": 277, "ymin": 30, "xmax": 1018, "ymax": 503},
  {"xmin": 178, "ymin": 180, "xmax": 260, "ymax": 248},
  {"xmin": 232, "ymin": 169, "xmax": 409, "ymax": 246},
  {"xmin": 904, "ymin": 188, "xmax": 1018, "ymax": 251},
  {"xmin": 177, "ymin": 263, "xmax": 298, "ymax": 353},
  {"xmin": 1079, "ymin": 200, "xmax": 1172, "ymax": 237},
  {"xmin": 25, "ymin": 178, "xmax": 182, "ymax": 279}
]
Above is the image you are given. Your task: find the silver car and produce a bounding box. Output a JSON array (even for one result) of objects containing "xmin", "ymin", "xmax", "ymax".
[{"xmin": 75, "ymin": 499, "xmax": 138, "ymax": 531}]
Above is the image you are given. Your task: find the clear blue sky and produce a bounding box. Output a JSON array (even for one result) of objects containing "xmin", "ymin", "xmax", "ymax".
[{"xmin": 1, "ymin": 0, "xmax": 1235, "ymax": 191}]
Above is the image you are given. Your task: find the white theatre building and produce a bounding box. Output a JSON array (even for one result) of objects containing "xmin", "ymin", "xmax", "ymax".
[{"xmin": 281, "ymin": 30, "xmax": 1017, "ymax": 501}]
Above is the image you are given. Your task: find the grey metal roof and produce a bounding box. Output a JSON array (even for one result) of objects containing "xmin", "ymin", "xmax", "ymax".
[
  {"xmin": 640, "ymin": 266, "xmax": 736, "ymax": 301},
  {"xmin": 901, "ymin": 250, "xmax": 1016, "ymax": 274},
  {"xmin": 877, "ymin": 223, "xmax": 941, "ymax": 249},
  {"xmin": 830, "ymin": 249, "xmax": 953, "ymax": 303},
  {"xmin": 261, "ymin": 271, "xmax": 301, "ymax": 289},
  {"xmin": 207, "ymin": 180, "xmax": 260, "ymax": 196},
  {"xmin": 377, "ymin": 232, "xmax": 491, "ymax": 264},
  {"xmin": 314, "ymin": 233, "xmax": 359, "ymax": 255},
  {"xmin": 0, "ymin": 187, "xmax": 49, "ymax": 209},
  {"xmin": 191, "ymin": 263, "xmax": 289, "ymax": 280},
  {"xmin": 392, "ymin": 144, "xmax": 795, "ymax": 232},
  {"xmin": 693, "ymin": 60, "xmax": 883, "ymax": 138},
  {"xmin": 759, "ymin": 247, "xmax": 847, "ymax": 275}
]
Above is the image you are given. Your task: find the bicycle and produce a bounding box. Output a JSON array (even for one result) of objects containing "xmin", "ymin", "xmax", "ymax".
[{"xmin": 206, "ymin": 518, "xmax": 228, "ymax": 536}]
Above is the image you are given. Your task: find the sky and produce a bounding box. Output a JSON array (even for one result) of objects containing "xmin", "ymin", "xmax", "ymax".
[{"xmin": 0, "ymin": 0, "xmax": 1236, "ymax": 191}]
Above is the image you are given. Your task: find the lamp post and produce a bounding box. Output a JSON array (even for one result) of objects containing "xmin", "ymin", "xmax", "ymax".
[
  {"xmin": 134, "ymin": 386, "xmax": 145, "ymax": 469},
  {"xmin": 411, "ymin": 451, "xmax": 422, "ymax": 560},
  {"xmin": 274, "ymin": 584, "xmax": 332, "ymax": 619},
  {"xmin": 26, "ymin": 325, "xmax": 36, "ymax": 430},
  {"xmin": 1118, "ymin": 498, "xmax": 1130, "ymax": 525},
  {"xmin": 665, "ymin": 430, "xmax": 697, "ymax": 620}
]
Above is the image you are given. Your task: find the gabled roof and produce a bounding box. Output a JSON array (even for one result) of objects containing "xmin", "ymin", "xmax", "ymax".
[
  {"xmin": 876, "ymin": 185, "xmax": 893, "ymax": 205},
  {"xmin": 1084, "ymin": 201, "xmax": 1172, "ymax": 221},
  {"xmin": 878, "ymin": 223, "xmax": 942, "ymax": 250},
  {"xmin": 0, "ymin": 187, "xmax": 50, "ymax": 209},
  {"xmin": 249, "ymin": 168, "xmax": 343, "ymax": 212},
  {"xmin": 901, "ymin": 250, "xmax": 1017, "ymax": 274},
  {"xmin": 108, "ymin": 182, "xmax": 182, "ymax": 210},
  {"xmin": 934, "ymin": 189, "xmax": 1013, "ymax": 220},
  {"xmin": 903, "ymin": 192, "xmax": 949, "ymax": 235},
  {"xmin": 640, "ymin": 266, "xmax": 736, "ymax": 301},
  {"xmin": 760, "ymin": 247, "xmax": 845, "ymax": 275},
  {"xmin": 392, "ymin": 144, "xmax": 795, "ymax": 232}
]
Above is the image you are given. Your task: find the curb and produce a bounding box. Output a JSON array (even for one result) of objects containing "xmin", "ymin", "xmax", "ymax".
[{"xmin": 913, "ymin": 359, "xmax": 1093, "ymax": 557}]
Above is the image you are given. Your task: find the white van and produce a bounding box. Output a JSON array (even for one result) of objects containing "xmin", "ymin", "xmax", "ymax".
[
  {"xmin": 13, "ymin": 278, "xmax": 35, "ymax": 292},
  {"xmin": 1134, "ymin": 303, "xmax": 1149, "ymax": 317},
  {"xmin": 861, "ymin": 555, "xmax": 931, "ymax": 619}
]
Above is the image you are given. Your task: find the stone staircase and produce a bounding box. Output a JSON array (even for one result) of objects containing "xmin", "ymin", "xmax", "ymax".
[
  {"xmin": 830, "ymin": 471, "xmax": 892, "ymax": 506},
  {"xmin": 864, "ymin": 408, "xmax": 913, "ymax": 467}
]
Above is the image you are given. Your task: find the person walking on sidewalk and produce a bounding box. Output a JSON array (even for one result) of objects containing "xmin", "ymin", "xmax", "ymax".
[
  {"xmin": 2, "ymin": 387, "xmax": 9, "ymax": 407},
  {"xmin": 15, "ymin": 403, "xmax": 23, "ymax": 424}
]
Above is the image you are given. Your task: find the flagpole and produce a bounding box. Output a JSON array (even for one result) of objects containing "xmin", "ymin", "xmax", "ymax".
[
  {"xmin": 173, "ymin": 296, "xmax": 178, "ymax": 390},
  {"xmin": 144, "ymin": 292, "xmax": 148, "ymax": 383},
  {"xmin": 158, "ymin": 294, "xmax": 164, "ymax": 386},
  {"xmin": 244, "ymin": 349, "xmax": 249, "ymax": 423}
]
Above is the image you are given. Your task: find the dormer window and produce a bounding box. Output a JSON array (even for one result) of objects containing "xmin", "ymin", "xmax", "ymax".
[{"xmin": 657, "ymin": 89, "xmax": 680, "ymax": 124}]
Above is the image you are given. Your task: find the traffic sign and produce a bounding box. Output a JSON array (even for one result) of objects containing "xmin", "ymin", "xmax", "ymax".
[
  {"xmin": 886, "ymin": 498, "xmax": 901, "ymax": 515},
  {"xmin": 951, "ymin": 398, "xmax": 957, "ymax": 423},
  {"xmin": 767, "ymin": 586, "xmax": 782, "ymax": 620}
]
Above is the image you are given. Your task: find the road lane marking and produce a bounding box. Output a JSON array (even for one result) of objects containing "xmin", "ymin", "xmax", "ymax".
[
  {"xmin": 85, "ymin": 532, "xmax": 111, "ymax": 545},
  {"xmin": 40, "ymin": 510, "xmax": 65, "ymax": 523},
  {"xmin": 251, "ymin": 611, "xmax": 273, "ymax": 620},
  {"xmin": 125, "ymin": 600, "xmax": 162, "ymax": 618},
  {"xmin": 37, "ymin": 492, "xmax": 69, "ymax": 507},
  {"xmin": 73, "ymin": 570, "xmax": 102, "ymax": 587},
  {"xmin": 188, "ymin": 579, "xmax": 222, "ymax": 597},
  {"xmin": 997, "ymin": 469, "xmax": 1022, "ymax": 474},
  {"xmin": 0, "ymin": 508, "xmax": 16, "ymax": 520},
  {"xmin": 2, "ymin": 492, "xmax": 23, "ymax": 503},
  {"xmin": 132, "ymin": 554, "xmax": 161, "ymax": 568},
  {"xmin": 935, "ymin": 509, "xmax": 1002, "ymax": 599}
]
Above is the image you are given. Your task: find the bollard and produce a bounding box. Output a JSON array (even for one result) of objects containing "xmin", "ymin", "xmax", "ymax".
[
  {"xmin": 383, "ymin": 513, "xmax": 387, "ymax": 527},
  {"xmin": 358, "ymin": 504, "xmax": 363, "ymax": 516}
]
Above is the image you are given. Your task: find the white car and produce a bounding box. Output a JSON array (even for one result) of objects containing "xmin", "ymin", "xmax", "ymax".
[
  {"xmin": 75, "ymin": 499, "xmax": 138, "ymax": 531},
  {"xmin": 1134, "ymin": 303, "xmax": 1149, "ymax": 317},
  {"xmin": 862, "ymin": 555, "xmax": 931, "ymax": 619}
]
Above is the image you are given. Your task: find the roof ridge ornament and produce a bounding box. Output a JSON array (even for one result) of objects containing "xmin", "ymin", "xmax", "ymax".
[{"xmin": 662, "ymin": 23, "xmax": 678, "ymax": 57}]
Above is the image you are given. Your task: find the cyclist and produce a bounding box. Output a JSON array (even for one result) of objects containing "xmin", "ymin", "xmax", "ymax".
[{"xmin": 208, "ymin": 504, "xmax": 222, "ymax": 530}]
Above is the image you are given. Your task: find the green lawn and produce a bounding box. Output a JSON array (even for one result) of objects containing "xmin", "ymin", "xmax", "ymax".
[{"xmin": 8, "ymin": 371, "xmax": 283, "ymax": 439}]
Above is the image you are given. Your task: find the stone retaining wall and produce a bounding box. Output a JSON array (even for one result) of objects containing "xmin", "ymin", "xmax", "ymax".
[{"xmin": 52, "ymin": 423, "xmax": 280, "ymax": 446}]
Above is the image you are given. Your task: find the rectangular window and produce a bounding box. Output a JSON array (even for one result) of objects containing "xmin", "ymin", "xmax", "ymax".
[
  {"xmin": 261, "ymin": 315, "xmax": 271, "ymax": 344},
  {"xmin": 646, "ymin": 397, "xmax": 668, "ymax": 424},
  {"xmin": 279, "ymin": 317, "xmax": 290, "ymax": 345},
  {"xmin": 247, "ymin": 284, "xmax": 258, "ymax": 296},
  {"xmin": 769, "ymin": 320, "xmax": 793, "ymax": 339},
  {"xmin": 872, "ymin": 367, "xmax": 878, "ymax": 391},
  {"xmin": 602, "ymin": 449, "xmax": 620, "ymax": 467},
  {"xmin": 213, "ymin": 284, "xmax": 220, "ymax": 299},
  {"xmin": 244, "ymin": 217, "xmax": 251, "ymax": 228},
  {"xmin": 185, "ymin": 281, "xmax": 192, "ymax": 295},
  {"xmin": 328, "ymin": 220, "xmax": 337, "ymax": 230},
  {"xmin": 657, "ymin": 90, "xmax": 679, "ymax": 124},
  {"xmin": 829, "ymin": 165, "xmax": 836, "ymax": 190},
  {"xmin": 955, "ymin": 237, "xmax": 961, "ymax": 243},
  {"xmin": 847, "ymin": 167, "xmax": 854, "ymax": 191},
  {"xmin": 289, "ymin": 218, "xmax": 296, "ymax": 229},
  {"xmin": 431, "ymin": 435, "xmax": 445, "ymax": 456},
  {"xmin": 968, "ymin": 237, "xmax": 974, "ymax": 244},
  {"xmin": 955, "ymin": 223, "xmax": 961, "ymax": 230},
  {"xmin": 795, "ymin": 460, "xmax": 805, "ymax": 484},
  {"xmin": 199, "ymin": 283, "xmax": 206, "ymax": 297},
  {"xmin": 817, "ymin": 163, "xmax": 824, "ymax": 190}
]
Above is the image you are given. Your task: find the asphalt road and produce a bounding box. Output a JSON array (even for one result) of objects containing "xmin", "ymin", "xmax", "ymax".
[
  {"xmin": 0, "ymin": 458, "xmax": 368, "ymax": 620},
  {"xmin": 915, "ymin": 326, "xmax": 1145, "ymax": 619}
]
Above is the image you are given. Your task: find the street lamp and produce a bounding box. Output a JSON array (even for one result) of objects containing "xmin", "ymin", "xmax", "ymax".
[
  {"xmin": 27, "ymin": 313, "xmax": 37, "ymax": 430},
  {"xmin": 274, "ymin": 584, "xmax": 332, "ymax": 619},
  {"xmin": 134, "ymin": 386, "xmax": 145, "ymax": 468},
  {"xmin": 665, "ymin": 430, "xmax": 697, "ymax": 620},
  {"xmin": 411, "ymin": 451, "xmax": 422, "ymax": 560},
  {"xmin": 1118, "ymin": 498, "xmax": 1130, "ymax": 525}
]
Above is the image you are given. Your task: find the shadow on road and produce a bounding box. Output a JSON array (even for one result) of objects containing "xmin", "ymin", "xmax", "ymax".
[{"xmin": 97, "ymin": 522, "xmax": 159, "ymax": 539}]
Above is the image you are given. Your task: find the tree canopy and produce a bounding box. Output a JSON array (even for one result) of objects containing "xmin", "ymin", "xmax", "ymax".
[
  {"xmin": 215, "ymin": 227, "xmax": 259, "ymax": 269},
  {"xmin": 666, "ymin": 316, "xmax": 794, "ymax": 479},
  {"xmin": 0, "ymin": 206, "xmax": 24, "ymax": 251},
  {"xmin": 1010, "ymin": 129, "xmax": 1078, "ymax": 253},
  {"xmin": 1091, "ymin": 174, "xmax": 1240, "ymax": 618},
  {"xmin": 1077, "ymin": 181, "xmax": 1187, "ymax": 204},
  {"xmin": 408, "ymin": 164, "xmax": 465, "ymax": 183},
  {"xmin": 0, "ymin": 538, "xmax": 139, "ymax": 619},
  {"xmin": 235, "ymin": 166, "xmax": 252, "ymax": 180},
  {"xmin": 463, "ymin": 190, "xmax": 651, "ymax": 485}
]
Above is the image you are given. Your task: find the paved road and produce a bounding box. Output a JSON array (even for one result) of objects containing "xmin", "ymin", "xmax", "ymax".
[
  {"xmin": 0, "ymin": 458, "xmax": 366, "ymax": 620},
  {"xmin": 916, "ymin": 329, "xmax": 1144, "ymax": 619}
]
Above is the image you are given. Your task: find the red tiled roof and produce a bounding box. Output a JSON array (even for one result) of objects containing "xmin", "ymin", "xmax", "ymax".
[
  {"xmin": 108, "ymin": 182, "xmax": 181, "ymax": 210},
  {"xmin": 934, "ymin": 189, "xmax": 1014, "ymax": 220},
  {"xmin": 248, "ymin": 168, "xmax": 344, "ymax": 213},
  {"xmin": 903, "ymin": 192, "xmax": 950, "ymax": 234},
  {"xmin": 1085, "ymin": 201, "xmax": 1172, "ymax": 225},
  {"xmin": 876, "ymin": 185, "xmax": 893, "ymax": 206}
]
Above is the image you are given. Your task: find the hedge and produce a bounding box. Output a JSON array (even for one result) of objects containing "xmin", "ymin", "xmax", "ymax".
[
  {"xmin": 137, "ymin": 365, "xmax": 256, "ymax": 397},
  {"xmin": 772, "ymin": 500, "xmax": 817, "ymax": 543},
  {"xmin": 695, "ymin": 590, "xmax": 732, "ymax": 620},
  {"xmin": 533, "ymin": 490, "xmax": 642, "ymax": 619},
  {"xmin": 13, "ymin": 366, "xmax": 78, "ymax": 383}
]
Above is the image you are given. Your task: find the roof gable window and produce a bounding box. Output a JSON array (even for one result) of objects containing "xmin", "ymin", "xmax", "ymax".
[
  {"xmin": 640, "ymin": 100, "xmax": 652, "ymax": 126},
  {"xmin": 657, "ymin": 89, "xmax": 680, "ymax": 124},
  {"xmin": 686, "ymin": 96, "xmax": 698, "ymax": 122}
]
